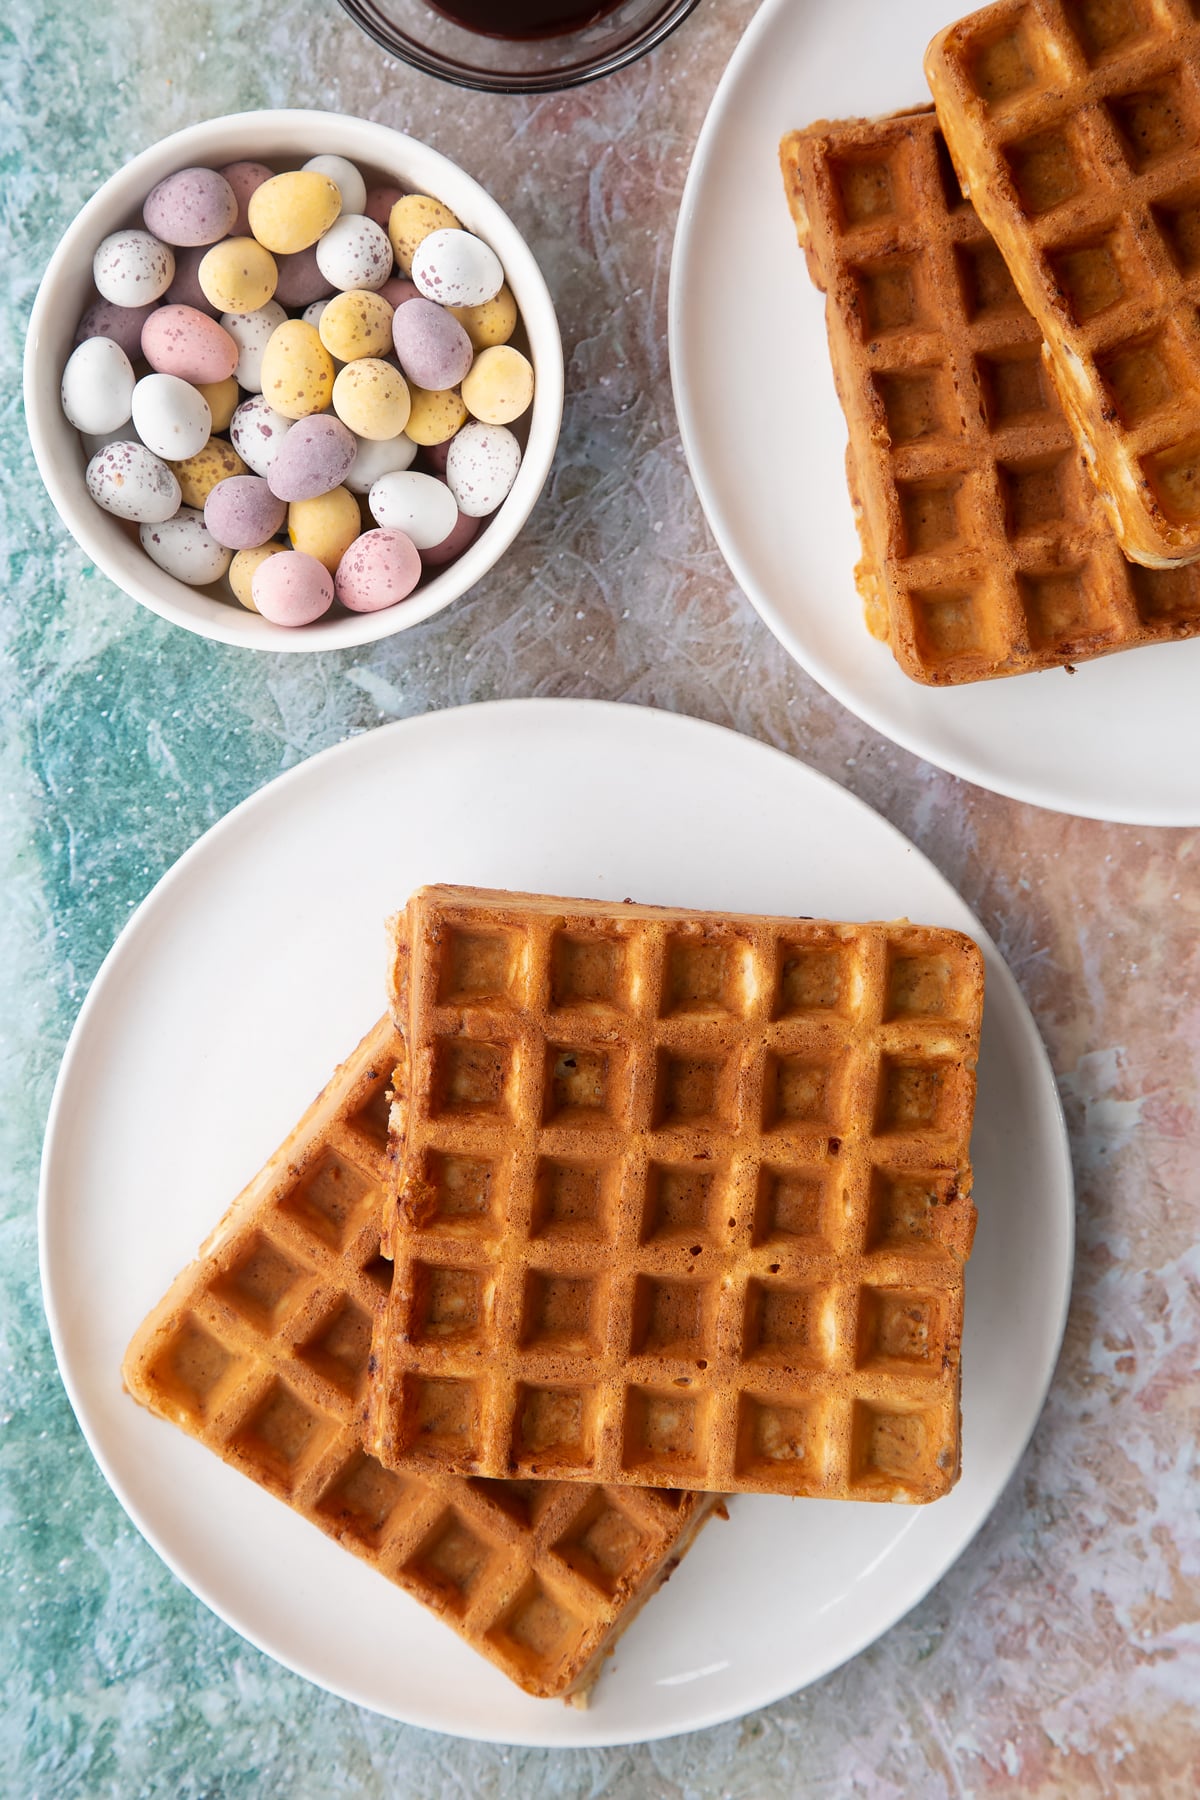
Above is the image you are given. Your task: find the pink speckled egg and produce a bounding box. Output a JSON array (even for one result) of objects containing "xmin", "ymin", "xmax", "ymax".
[
  {"xmin": 417, "ymin": 506, "xmax": 480, "ymax": 569},
  {"xmin": 144, "ymin": 168, "xmax": 238, "ymax": 247},
  {"xmin": 334, "ymin": 527, "xmax": 421, "ymax": 612},
  {"xmin": 251, "ymin": 549, "xmax": 333, "ymax": 626},
  {"xmin": 141, "ymin": 305, "xmax": 239, "ymax": 384}
]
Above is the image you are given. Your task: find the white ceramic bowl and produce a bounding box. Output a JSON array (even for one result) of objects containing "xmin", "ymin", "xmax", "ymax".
[{"xmin": 24, "ymin": 109, "xmax": 563, "ymax": 652}]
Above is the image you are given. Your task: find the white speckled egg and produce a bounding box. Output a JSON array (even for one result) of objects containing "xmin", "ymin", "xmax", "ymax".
[
  {"xmin": 368, "ymin": 469, "xmax": 458, "ymax": 549},
  {"xmin": 93, "ymin": 229, "xmax": 175, "ymax": 307},
  {"xmin": 343, "ymin": 430, "xmax": 418, "ymax": 494},
  {"xmin": 315, "ymin": 214, "xmax": 393, "ymax": 293},
  {"xmin": 221, "ymin": 300, "xmax": 288, "ymax": 392},
  {"xmin": 302, "ymin": 155, "xmax": 368, "ymax": 218},
  {"xmin": 230, "ymin": 393, "xmax": 293, "ymax": 478},
  {"xmin": 444, "ymin": 420, "xmax": 521, "ymax": 517},
  {"xmin": 86, "ymin": 440, "xmax": 181, "ymax": 522},
  {"xmin": 411, "ymin": 228, "xmax": 503, "ymax": 308},
  {"xmin": 131, "ymin": 372, "xmax": 212, "ymax": 461},
  {"xmin": 61, "ymin": 337, "xmax": 135, "ymax": 434},
  {"xmin": 139, "ymin": 505, "xmax": 233, "ymax": 583}
]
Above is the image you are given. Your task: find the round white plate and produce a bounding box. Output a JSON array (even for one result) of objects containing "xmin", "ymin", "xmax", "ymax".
[
  {"xmin": 670, "ymin": 0, "xmax": 1200, "ymax": 825},
  {"xmin": 40, "ymin": 699, "xmax": 1073, "ymax": 1747}
]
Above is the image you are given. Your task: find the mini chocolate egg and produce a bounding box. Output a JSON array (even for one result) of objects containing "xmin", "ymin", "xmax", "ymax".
[
  {"xmin": 334, "ymin": 527, "xmax": 421, "ymax": 612},
  {"xmin": 303, "ymin": 155, "xmax": 367, "ymax": 218},
  {"xmin": 131, "ymin": 372, "xmax": 212, "ymax": 461},
  {"xmin": 86, "ymin": 440, "xmax": 181, "ymax": 522},
  {"xmin": 139, "ymin": 506, "xmax": 232, "ymax": 584},
  {"xmin": 230, "ymin": 394, "xmax": 292, "ymax": 478},
  {"xmin": 368, "ymin": 469, "xmax": 457, "ymax": 549},
  {"xmin": 391, "ymin": 297, "xmax": 473, "ymax": 392},
  {"xmin": 445, "ymin": 420, "xmax": 521, "ymax": 517},
  {"xmin": 221, "ymin": 300, "xmax": 288, "ymax": 391},
  {"xmin": 164, "ymin": 246, "xmax": 217, "ymax": 315},
  {"xmin": 419, "ymin": 507, "xmax": 480, "ymax": 568},
  {"xmin": 144, "ymin": 168, "xmax": 237, "ymax": 246},
  {"xmin": 343, "ymin": 430, "xmax": 417, "ymax": 494},
  {"xmin": 170, "ymin": 436, "xmax": 247, "ymax": 508},
  {"xmin": 450, "ymin": 284, "xmax": 518, "ymax": 351},
  {"xmin": 332, "ymin": 358, "xmax": 410, "ymax": 440},
  {"xmin": 379, "ymin": 275, "xmax": 420, "ymax": 311},
  {"xmin": 272, "ymin": 245, "xmax": 335, "ymax": 309},
  {"xmin": 403, "ymin": 383, "xmax": 468, "ymax": 447},
  {"xmin": 411, "ymin": 228, "xmax": 503, "ymax": 309},
  {"xmin": 315, "ymin": 214, "xmax": 393, "ymax": 293},
  {"xmin": 248, "ymin": 171, "xmax": 342, "ymax": 255},
  {"xmin": 141, "ymin": 305, "xmax": 239, "ymax": 385},
  {"xmin": 204, "ymin": 473, "xmax": 287, "ymax": 549},
  {"xmin": 228, "ymin": 541, "xmax": 284, "ymax": 611},
  {"xmin": 195, "ymin": 374, "xmax": 240, "ymax": 433},
  {"xmin": 198, "ymin": 237, "xmax": 278, "ymax": 313},
  {"xmin": 288, "ymin": 484, "xmax": 361, "ymax": 572},
  {"xmin": 319, "ymin": 289, "xmax": 395, "ymax": 362},
  {"xmin": 75, "ymin": 296, "xmax": 158, "ymax": 360},
  {"xmin": 221, "ymin": 161, "xmax": 274, "ymax": 235},
  {"xmin": 252, "ymin": 549, "xmax": 334, "ymax": 626},
  {"xmin": 93, "ymin": 229, "xmax": 175, "ymax": 307},
  {"xmin": 266, "ymin": 413, "xmax": 358, "ymax": 502},
  {"xmin": 260, "ymin": 319, "xmax": 336, "ymax": 420},
  {"xmin": 61, "ymin": 337, "xmax": 135, "ymax": 435},
  {"xmin": 388, "ymin": 194, "xmax": 460, "ymax": 276},
  {"xmin": 365, "ymin": 185, "xmax": 404, "ymax": 231},
  {"xmin": 461, "ymin": 344, "xmax": 534, "ymax": 425}
]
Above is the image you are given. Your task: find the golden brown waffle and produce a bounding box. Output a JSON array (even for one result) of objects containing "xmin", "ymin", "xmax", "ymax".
[
  {"xmin": 926, "ymin": 0, "xmax": 1200, "ymax": 567},
  {"xmin": 369, "ymin": 885, "xmax": 983, "ymax": 1503},
  {"xmin": 122, "ymin": 1017, "xmax": 720, "ymax": 1703},
  {"xmin": 780, "ymin": 106, "xmax": 1200, "ymax": 681}
]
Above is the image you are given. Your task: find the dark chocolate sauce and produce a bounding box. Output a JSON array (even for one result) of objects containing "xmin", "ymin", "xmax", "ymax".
[{"xmin": 426, "ymin": 0, "xmax": 624, "ymax": 40}]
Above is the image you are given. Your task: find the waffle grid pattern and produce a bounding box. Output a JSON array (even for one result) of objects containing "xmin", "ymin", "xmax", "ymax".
[
  {"xmin": 780, "ymin": 106, "xmax": 1200, "ymax": 681},
  {"xmin": 927, "ymin": 0, "xmax": 1200, "ymax": 565},
  {"xmin": 371, "ymin": 888, "xmax": 983, "ymax": 1502},
  {"xmin": 122, "ymin": 1018, "xmax": 718, "ymax": 1701}
]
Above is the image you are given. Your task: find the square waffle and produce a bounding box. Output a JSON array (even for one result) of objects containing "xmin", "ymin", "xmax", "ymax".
[
  {"xmin": 369, "ymin": 886, "xmax": 984, "ymax": 1502},
  {"xmin": 926, "ymin": 0, "xmax": 1200, "ymax": 567},
  {"xmin": 780, "ymin": 105, "xmax": 1200, "ymax": 682},
  {"xmin": 122, "ymin": 1017, "xmax": 721, "ymax": 1703}
]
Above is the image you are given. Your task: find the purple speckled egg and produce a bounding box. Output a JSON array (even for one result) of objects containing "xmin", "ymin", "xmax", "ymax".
[
  {"xmin": 252, "ymin": 549, "xmax": 334, "ymax": 626},
  {"xmin": 272, "ymin": 245, "xmax": 335, "ymax": 309},
  {"xmin": 220, "ymin": 160, "xmax": 274, "ymax": 236},
  {"xmin": 144, "ymin": 168, "xmax": 238, "ymax": 247},
  {"xmin": 391, "ymin": 297, "xmax": 473, "ymax": 392},
  {"xmin": 266, "ymin": 414, "xmax": 357, "ymax": 502},
  {"xmin": 163, "ymin": 245, "xmax": 218, "ymax": 315},
  {"xmin": 204, "ymin": 473, "xmax": 287, "ymax": 549},
  {"xmin": 419, "ymin": 506, "xmax": 480, "ymax": 569},
  {"xmin": 75, "ymin": 296, "xmax": 158, "ymax": 360},
  {"xmin": 334, "ymin": 527, "xmax": 421, "ymax": 612},
  {"xmin": 378, "ymin": 276, "xmax": 420, "ymax": 311},
  {"xmin": 141, "ymin": 305, "xmax": 238, "ymax": 384},
  {"xmin": 230, "ymin": 394, "xmax": 292, "ymax": 478},
  {"xmin": 444, "ymin": 420, "xmax": 521, "ymax": 517}
]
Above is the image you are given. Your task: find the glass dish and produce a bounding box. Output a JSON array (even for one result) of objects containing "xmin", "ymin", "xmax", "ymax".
[{"xmin": 336, "ymin": 0, "xmax": 700, "ymax": 93}]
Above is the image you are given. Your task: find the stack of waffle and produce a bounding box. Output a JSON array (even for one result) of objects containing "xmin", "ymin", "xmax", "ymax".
[
  {"xmin": 124, "ymin": 883, "xmax": 985, "ymax": 1703},
  {"xmin": 780, "ymin": 0, "xmax": 1200, "ymax": 684}
]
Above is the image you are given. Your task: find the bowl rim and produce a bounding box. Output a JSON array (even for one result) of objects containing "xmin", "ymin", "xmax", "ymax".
[{"xmin": 23, "ymin": 107, "xmax": 564, "ymax": 653}]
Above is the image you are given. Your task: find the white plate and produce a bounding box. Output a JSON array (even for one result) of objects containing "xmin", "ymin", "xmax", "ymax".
[
  {"xmin": 670, "ymin": 0, "xmax": 1200, "ymax": 825},
  {"xmin": 39, "ymin": 699, "xmax": 1073, "ymax": 1747}
]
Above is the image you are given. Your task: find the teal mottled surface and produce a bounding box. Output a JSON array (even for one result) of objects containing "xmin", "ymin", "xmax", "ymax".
[{"xmin": 4, "ymin": 0, "xmax": 1199, "ymax": 1795}]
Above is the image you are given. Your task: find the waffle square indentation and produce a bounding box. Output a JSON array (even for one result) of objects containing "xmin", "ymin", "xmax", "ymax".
[
  {"xmin": 877, "ymin": 1056, "xmax": 964, "ymax": 1134},
  {"xmin": 438, "ymin": 926, "xmax": 522, "ymax": 1005},
  {"xmin": 315, "ymin": 1449, "xmax": 410, "ymax": 1548},
  {"xmin": 1005, "ymin": 128, "xmax": 1083, "ymax": 216},
  {"xmin": 530, "ymin": 1156, "xmax": 617, "ymax": 1241},
  {"xmin": 662, "ymin": 933, "xmax": 752, "ymax": 1018},
  {"xmin": 909, "ymin": 587, "xmax": 991, "ymax": 666},
  {"xmin": 774, "ymin": 942, "xmax": 852, "ymax": 1016},
  {"xmin": 1096, "ymin": 330, "xmax": 1184, "ymax": 428},
  {"xmin": 884, "ymin": 947, "xmax": 957, "ymax": 1020},
  {"xmin": 753, "ymin": 1165, "xmax": 833, "ymax": 1250},
  {"xmin": 211, "ymin": 1232, "xmax": 307, "ymax": 1330},
  {"xmin": 349, "ymin": 1074, "xmax": 392, "ymax": 1147},
  {"xmin": 743, "ymin": 1279, "xmax": 830, "ymax": 1368},
  {"xmin": 467, "ymin": 1476, "xmax": 560, "ymax": 1531},
  {"xmin": 519, "ymin": 1271, "xmax": 604, "ymax": 1354},
  {"xmin": 1018, "ymin": 563, "xmax": 1113, "ymax": 648},
  {"xmin": 874, "ymin": 367, "xmax": 954, "ymax": 446},
  {"xmin": 1106, "ymin": 77, "xmax": 1194, "ymax": 176},
  {"xmin": 232, "ymin": 1378, "xmax": 332, "ymax": 1491},
  {"xmin": 409, "ymin": 1263, "xmax": 487, "ymax": 1344},
  {"xmin": 764, "ymin": 1051, "xmax": 842, "ymax": 1131},
  {"xmin": 487, "ymin": 1578, "xmax": 584, "ymax": 1681},
  {"xmin": 145, "ymin": 1320, "xmax": 237, "ymax": 1422},
  {"xmin": 622, "ymin": 1387, "xmax": 706, "ymax": 1478},
  {"xmin": 402, "ymin": 1374, "xmax": 480, "ymax": 1459},
  {"xmin": 998, "ymin": 451, "xmax": 1077, "ymax": 536},
  {"xmin": 830, "ymin": 153, "xmax": 898, "ymax": 228},
  {"xmin": 865, "ymin": 1168, "xmax": 969, "ymax": 1255},
  {"xmin": 431, "ymin": 1038, "xmax": 511, "ymax": 1119},
  {"xmin": 405, "ymin": 1508, "xmax": 494, "ymax": 1614},
  {"xmin": 1128, "ymin": 562, "xmax": 1200, "ymax": 624},
  {"xmin": 977, "ymin": 345, "xmax": 1051, "ymax": 426},
  {"xmin": 652, "ymin": 1050, "xmax": 737, "ymax": 1130},
  {"xmin": 1046, "ymin": 233, "xmax": 1129, "ymax": 324},
  {"xmin": 544, "ymin": 1043, "xmax": 621, "ymax": 1127},
  {"xmin": 849, "ymin": 1400, "xmax": 938, "ymax": 1495},
  {"xmin": 279, "ymin": 1149, "xmax": 376, "ymax": 1251},
  {"xmin": 550, "ymin": 931, "xmax": 628, "ymax": 1010},
  {"xmin": 640, "ymin": 1162, "xmax": 722, "ymax": 1246},
  {"xmin": 1062, "ymin": 0, "xmax": 1151, "ymax": 63},
  {"xmin": 630, "ymin": 1276, "xmax": 713, "ymax": 1358},
  {"xmin": 851, "ymin": 255, "xmax": 926, "ymax": 339},
  {"xmin": 1150, "ymin": 186, "xmax": 1200, "ymax": 275},
  {"xmin": 553, "ymin": 1493, "xmax": 647, "ymax": 1595},
  {"xmin": 296, "ymin": 1296, "xmax": 374, "ymax": 1397},
  {"xmin": 966, "ymin": 18, "xmax": 1042, "ymax": 105},
  {"xmin": 734, "ymin": 1394, "xmax": 823, "ymax": 1485},
  {"xmin": 954, "ymin": 236, "xmax": 1024, "ymax": 322},
  {"xmin": 857, "ymin": 1287, "xmax": 945, "ymax": 1370},
  {"xmin": 1142, "ymin": 437, "xmax": 1200, "ymax": 525},
  {"xmin": 418, "ymin": 1149, "xmax": 499, "ymax": 1234},
  {"xmin": 897, "ymin": 477, "xmax": 968, "ymax": 557},
  {"xmin": 512, "ymin": 1384, "xmax": 595, "ymax": 1468}
]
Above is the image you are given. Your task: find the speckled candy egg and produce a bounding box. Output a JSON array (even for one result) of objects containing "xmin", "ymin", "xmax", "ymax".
[
  {"xmin": 303, "ymin": 155, "xmax": 367, "ymax": 217},
  {"xmin": 388, "ymin": 194, "xmax": 460, "ymax": 277},
  {"xmin": 450, "ymin": 284, "xmax": 518, "ymax": 351},
  {"xmin": 230, "ymin": 394, "xmax": 292, "ymax": 478},
  {"xmin": 61, "ymin": 337, "xmax": 135, "ymax": 435},
  {"xmin": 403, "ymin": 383, "xmax": 468, "ymax": 447},
  {"xmin": 365, "ymin": 185, "xmax": 404, "ymax": 231},
  {"xmin": 228, "ymin": 540, "xmax": 284, "ymax": 611},
  {"xmin": 204, "ymin": 473, "xmax": 287, "ymax": 549},
  {"xmin": 343, "ymin": 430, "xmax": 417, "ymax": 494},
  {"xmin": 319, "ymin": 289, "xmax": 395, "ymax": 361},
  {"xmin": 248, "ymin": 171, "xmax": 342, "ymax": 255},
  {"xmin": 411, "ymin": 229, "xmax": 503, "ymax": 309},
  {"xmin": 198, "ymin": 237, "xmax": 278, "ymax": 313},
  {"xmin": 391, "ymin": 297, "xmax": 473, "ymax": 392},
  {"xmin": 75, "ymin": 296, "xmax": 158, "ymax": 360},
  {"xmin": 252, "ymin": 548, "xmax": 334, "ymax": 626},
  {"xmin": 334, "ymin": 527, "xmax": 421, "ymax": 612},
  {"xmin": 288, "ymin": 485, "xmax": 361, "ymax": 572},
  {"xmin": 302, "ymin": 298, "xmax": 331, "ymax": 332},
  {"xmin": 139, "ymin": 506, "xmax": 232, "ymax": 584},
  {"xmin": 315, "ymin": 214, "xmax": 393, "ymax": 293},
  {"xmin": 164, "ymin": 246, "xmax": 216, "ymax": 316},
  {"xmin": 195, "ymin": 375, "xmax": 240, "ymax": 433},
  {"xmin": 260, "ymin": 319, "xmax": 335, "ymax": 420},
  {"xmin": 141, "ymin": 305, "xmax": 239, "ymax": 384},
  {"xmin": 131, "ymin": 372, "xmax": 212, "ymax": 461},
  {"xmin": 419, "ymin": 507, "xmax": 480, "ymax": 568},
  {"xmin": 221, "ymin": 162, "xmax": 274, "ymax": 235},
  {"xmin": 272, "ymin": 245, "xmax": 334, "ymax": 309},
  {"xmin": 445, "ymin": 420, "xmax": 521, "ymax": 517},
  {"xmin": 368, "ymin": 469, "xmax": 457, "ymax": 549},
  {"xmin": 144, "ymin": 168, "xmax": 237, "ymax": 246},
  {"xmin": 266, "ymin": 413, "xmax": 357, "ymax": 502},
  {"xmin": 86, "ymin": 440, "xmax": 180, "ymax": 522},
  {"xmin": 93, "ymin": 229, "xmax": 175, "ymax": 307},
  {"xmin": 170, "ymin": 436, "xmax": 246, "ymax": 507},
  {"xmin": 221, "ymin": 300, "xmax": 287, "ymax": 391},
  {"xmin": 461, "ymin": 344, "xmax": 534, "ymax": 426},
  {"xmin": 332, "ymin": 359, "xmax": 410, "ymax": 440}
]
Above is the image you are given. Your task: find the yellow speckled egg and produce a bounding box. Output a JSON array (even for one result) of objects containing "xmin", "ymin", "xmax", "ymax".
[
  {"xmin": 228, "ymin": 541, "xmax": 286, "ymax": 611},
  {"xmin": 403, "ymin": 383, "xmax": 469, "ymax": 446},
  {"xmin": 461, "ymin": 345, "xmax": 534, "ymax": 425},
  {"xmin": 450, "ymin": 284, "xmax": 518, "ymax": 351},
  {"xmin": 170, "ymin": 437, "xmax": 248, "ymax": 508},
  {"xmin": 198, "ymin": 236, "xmax": 278, "ymax": 313},
  {"xmin": 288, "ymin": 485, "xmax": 362, "ymax": 572},
  {"xmin": 388, "ymin": 194, "xmax": 460, "ymax": 276},
  {"xmin": 318, "ymin": 289, "xmax": 395, "ymax": 362},
  {"xmin": 331, "ymin": 358, "xmax": 411, "ymax": 440},
  {"xmin": 248, "ymin": 171, "xmax": 342, "ymax": 255},
  {"xmin": 195, "ymin": 374, "xmax": 240, "ymax": 433},
  {"xmin": 260, "ymin": 320, "xmax": 336, "ymax": 420}
]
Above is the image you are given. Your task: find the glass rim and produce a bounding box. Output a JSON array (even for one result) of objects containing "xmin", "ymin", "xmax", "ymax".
[{"xmin": 335, "ymin": 0, "xmax": 702, "ymax": 94}]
